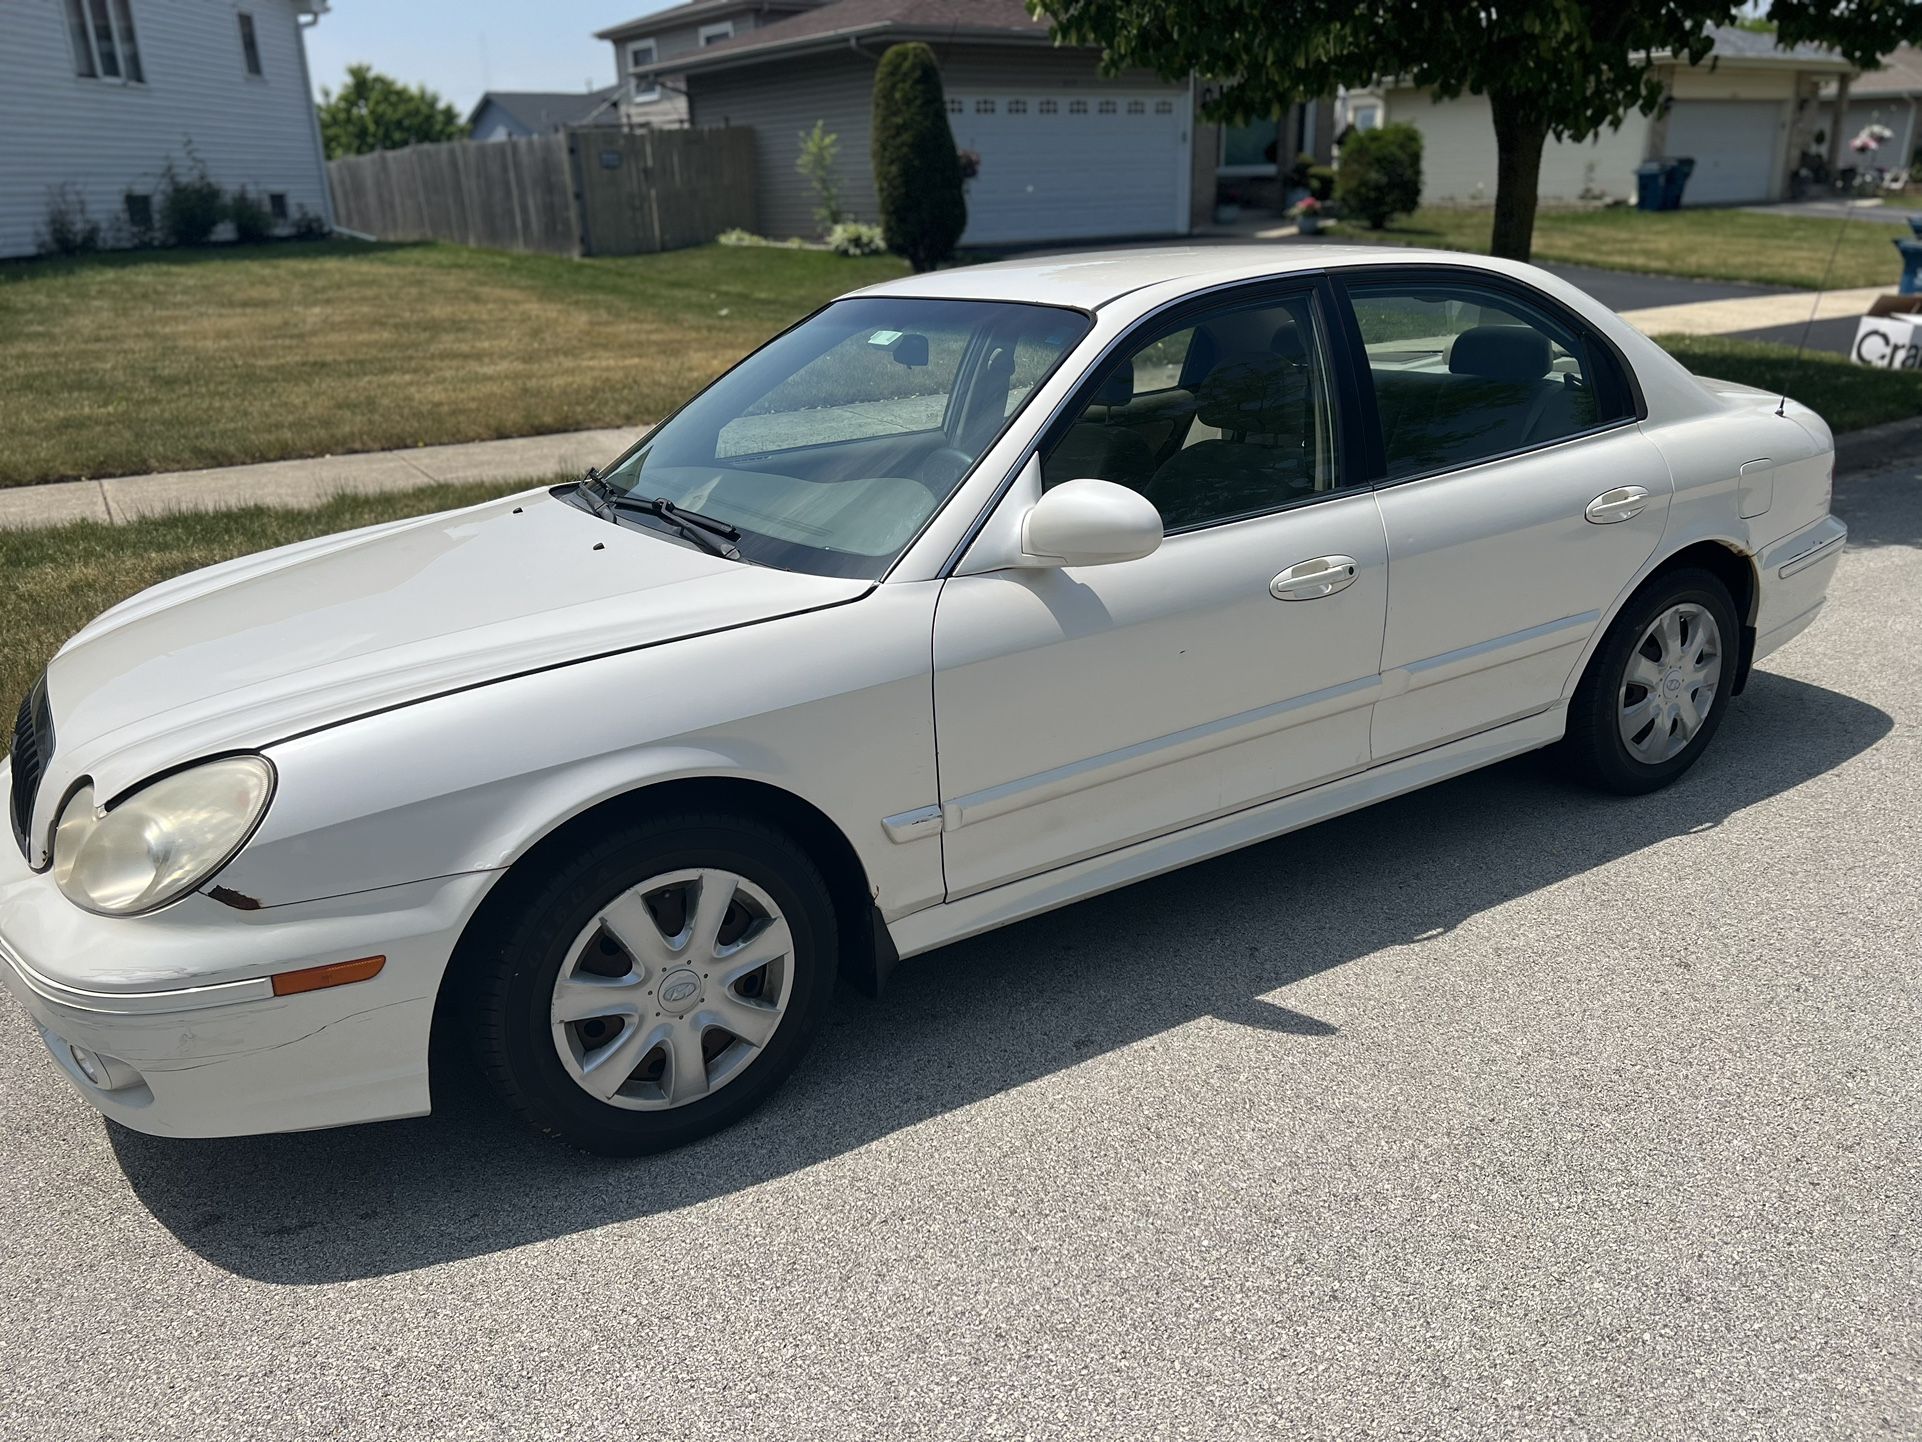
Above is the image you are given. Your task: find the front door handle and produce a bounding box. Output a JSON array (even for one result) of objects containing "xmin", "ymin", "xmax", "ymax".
[
  {"xmin": 1270, "ymin": 554, "xmax": 1359, "ymax": 601},
  {"xmin": 1585, "ymin": 485, "xmax": 1650, "ymax": 525}
]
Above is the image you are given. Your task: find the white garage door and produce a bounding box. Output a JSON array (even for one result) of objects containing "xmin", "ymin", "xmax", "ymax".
[
  {"xmin": 945, "ymin": 90, "xmax": 1190, "ymax": 245},
  {"xmin": 1662, "ymin": 100, "xmax": 1786, "ymax": 205}
]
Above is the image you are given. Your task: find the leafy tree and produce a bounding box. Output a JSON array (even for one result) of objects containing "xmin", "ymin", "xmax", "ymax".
[
  {"xmin": 1032, "ymin": 1, "xmax": 1922, "ymax": 262},
  {"xmin": 318, "ymin": 64, "xmax": 465, "ymax": 160},
  {"xmin": 797, "ymin": 120, "xmax": 847, "ymax": 234},
  {"xmin": 1336, "ymin": 123, "xmax": 1422, "ymax": 228},
  {"xmin": 871, "ymin": 43, "xmax": 966, "ymax": 271}
]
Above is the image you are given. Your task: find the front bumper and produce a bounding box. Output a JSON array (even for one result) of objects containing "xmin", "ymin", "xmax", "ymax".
[{"xmin": 0, "ymin": 766, "xmax": 495, "ymax": 1137}]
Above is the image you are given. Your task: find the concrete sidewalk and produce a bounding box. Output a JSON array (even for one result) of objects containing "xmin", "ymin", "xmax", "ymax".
[
  {"xmin": 0, "ymin": 426, "xmax": 644, "ymax": 532},
  {"xmin": 1615, "ymin": 285, "xmax": 1890, "ymax": 338}
]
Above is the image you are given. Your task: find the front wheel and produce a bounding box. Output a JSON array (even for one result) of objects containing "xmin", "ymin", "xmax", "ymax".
[
  {"xmin": 473, "ymin": 813, "xmax": 837, "ymax": 1155},
  {"xmin": 1562, "ymin": 567, "xmax": 1738, "ymax": 795}
]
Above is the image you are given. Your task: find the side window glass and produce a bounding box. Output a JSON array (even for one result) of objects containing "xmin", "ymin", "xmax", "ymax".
[
  {"xmin": 1041, "ymin": 294, "xmax": 1340, "ymax": 532},
  {"xmin": 1347, "ymin": 281, "xmax": 1603, "ymax": 481}
]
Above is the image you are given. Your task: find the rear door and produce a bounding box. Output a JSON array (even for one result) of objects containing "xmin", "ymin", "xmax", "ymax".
[{"xmin": 1335, "ymin": 269, "xmax": 1674, "ymax": 761}]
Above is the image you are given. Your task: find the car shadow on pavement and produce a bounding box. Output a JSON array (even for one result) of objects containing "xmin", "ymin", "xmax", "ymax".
[{"xmin": 108, "ymin": 671, "xmax": 1891, "ymax": 1283}]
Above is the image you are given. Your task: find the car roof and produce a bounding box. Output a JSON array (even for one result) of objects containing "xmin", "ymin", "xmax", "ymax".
[{"xmin": 849, "ymin": 243, "xmax": 1523, "ymax": 310}]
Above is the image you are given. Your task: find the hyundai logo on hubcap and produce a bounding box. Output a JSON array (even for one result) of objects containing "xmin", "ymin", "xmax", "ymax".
[{"xmin": 658, "ymin": 970, "xmax": 701, "ymax": 1012}]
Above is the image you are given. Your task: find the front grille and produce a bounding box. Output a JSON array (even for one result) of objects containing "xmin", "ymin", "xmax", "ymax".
[{"xmin": 8, "ymin": 672, "xmax": 52, "ymax": 860}]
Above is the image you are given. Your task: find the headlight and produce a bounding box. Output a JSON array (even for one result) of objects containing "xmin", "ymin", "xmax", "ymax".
[{"xmin": 52, "ymin": 756, "xmax": 275, "ymax": 916}]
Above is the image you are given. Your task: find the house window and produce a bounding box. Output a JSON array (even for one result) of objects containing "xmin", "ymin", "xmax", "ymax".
[
  {"xmin": 124, "ymin": 192, "xmax": 153, "ymax": 231},
  {"xmin": 975, "ymin": 98, "xmax": 995, "ymax": 113},
  {"xmin": 1007, "ymin": 98, "xmax": 1027, "ymax": 115},
  {"xmin": 66, "ymin": 0, "xmax": 144, "ymax": 83},
  {"xmin": 697, "ymin": 20, "xmax": 733, "ymax": 46},
  {"xmin": 1350, "ymin": 103, "xmax": 1382, "ymax": 131},
  {"xmin": 237, "ymin": 12, "xmax": 262, "ymax": 76},
  {"xmin": 1154, "ymin": 99, "xmax": 1174, "ymax": 114},
  {"xmin": 1097, "ymin": 99, "xmax": 1116, "ymax": 115},
  {"xmin": 1068, "ymin": 99, "xmax": 1088, "ymax": 115},
  {"xmin": 1126, "ymin": 99, "xmax": 1145, "ymax": 115},
  {"xmin": 627, "ymin": 38, "xmax": 659, "ymax": 101},
  {"xmin": 1038, "ymin": 99, "xmax": 1058, "ymax": 115},
  {"xmin": 1221, "ymin": 114, "xmax": 1280, "ymax": 173},
  {"xmin": 268, "ymin": 192, "xmax": 288, "ymax": 221},
  {"xmin": 947, "ymin": 97, "xmax": 961, "ymax": 114}
]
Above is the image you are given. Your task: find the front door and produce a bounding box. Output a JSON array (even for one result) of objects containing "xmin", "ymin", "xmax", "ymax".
[
  {"xmin": 1339, "ymin": 272, "xmax": 1674, "ymax": 760},
  {"xmin": 932, "ymin": 284, "xmax": 1389, "ymax": 899}
]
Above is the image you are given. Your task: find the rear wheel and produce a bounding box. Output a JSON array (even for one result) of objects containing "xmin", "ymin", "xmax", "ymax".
[
  {"xmin": 473, "ymin": 813, "xmax": 836, "ymax": 1154},
  {"xmin": 1563, "ymin": 567, "xmax": 1737, "ymax": 795}
]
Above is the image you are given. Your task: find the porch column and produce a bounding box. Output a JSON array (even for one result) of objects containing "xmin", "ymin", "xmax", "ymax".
[{"xmin": 1827, "ymin": 72, "xmax": 1852, "ymax": 172}]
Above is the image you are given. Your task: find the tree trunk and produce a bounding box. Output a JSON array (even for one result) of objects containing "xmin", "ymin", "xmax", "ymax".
[{"xmin": 1488, "ymin": 89, "xmax": 1550, "ymax": 263}]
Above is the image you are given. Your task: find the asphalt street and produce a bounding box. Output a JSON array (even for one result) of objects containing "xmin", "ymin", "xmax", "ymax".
[{"xmin": 1, "ymin": 461, "xmax": 1917, "ymax": 1440}]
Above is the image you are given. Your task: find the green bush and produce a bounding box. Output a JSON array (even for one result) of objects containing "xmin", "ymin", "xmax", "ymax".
[
  {"xmin": 159, "ymin": 156, "xmax": 226, "ymax": 246},
  {"xmin": 871, "ymin": 43, "xmax": 965, "ymax": 272},
  {"xmin": 827, "ymin": 221, "xmax": 887, "ymax": 257},
  {"xmin": 34, "ymin": 185, "xmax": 102, "ymax": 256},
  {"xmin": 1306, "ymin": 165, "xmax": 1336, "ymax": 202},
  {"xmin": 1336, "ymin": 124, "xmax": 1422, "ymax": 229},
  {"xmin": 227, "ymin": 186, "xmax": 275, "ymax": 244}
]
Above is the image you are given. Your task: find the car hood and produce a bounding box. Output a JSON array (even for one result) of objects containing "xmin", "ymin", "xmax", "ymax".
[{"xmin": 37, "ymin": 490, "xmax": 870, "ymax": 810}]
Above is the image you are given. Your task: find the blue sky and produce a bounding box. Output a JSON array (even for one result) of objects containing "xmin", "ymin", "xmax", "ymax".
[{"xmin": 305, "ymin": 1, "xmax": 667, "ymax": 112}]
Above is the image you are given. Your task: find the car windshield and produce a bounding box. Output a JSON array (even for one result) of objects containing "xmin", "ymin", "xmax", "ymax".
[{"xmin": 591, "ymin": 297, "xmax": 1092, "ymax": 578}]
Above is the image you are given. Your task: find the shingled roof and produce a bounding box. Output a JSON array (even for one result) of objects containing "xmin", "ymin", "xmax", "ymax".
[{"xmin": 624, "ymin": 0, "xmax": 1055, "ymax": 75}]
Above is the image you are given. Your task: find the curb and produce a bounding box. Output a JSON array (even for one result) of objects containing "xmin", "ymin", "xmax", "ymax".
[{"xmin": 1833, "ymin": 415, "xmax": 1922, "ymax": 476}]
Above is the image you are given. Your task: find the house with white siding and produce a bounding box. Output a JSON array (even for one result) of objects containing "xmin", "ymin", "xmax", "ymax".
[
  {"xmin": 1344, "ymin": 27, "xmax": 1855, "ymax": 210},
  {"xmin": 0, "ymin": 0, "xmax": 333, "ymax": 259}
]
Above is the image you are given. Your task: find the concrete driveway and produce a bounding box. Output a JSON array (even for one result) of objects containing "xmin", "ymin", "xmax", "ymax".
[{"xmin": 2, "ymin": 464, "xmax": 1917, "ymax": 1439}]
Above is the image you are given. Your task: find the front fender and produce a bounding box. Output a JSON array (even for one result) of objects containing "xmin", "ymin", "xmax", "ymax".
[{"xmin": 216, "ymin": 587, "xmax": 946, "ymax": 921}]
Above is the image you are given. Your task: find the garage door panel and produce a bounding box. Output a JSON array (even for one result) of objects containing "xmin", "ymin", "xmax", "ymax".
[
  {"xmin": 948, "ymin": 91, "xmax": 1187, "ymax": 244},
  {"xmin": 1663, "ymin": 100, "xmax": 1785, "ymax": 206}
]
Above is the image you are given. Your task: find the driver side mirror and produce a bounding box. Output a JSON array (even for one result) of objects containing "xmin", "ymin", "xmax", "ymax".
[{"xmin": 1018, "ymin": 478, "xmax": 1163, "ymax": 568}]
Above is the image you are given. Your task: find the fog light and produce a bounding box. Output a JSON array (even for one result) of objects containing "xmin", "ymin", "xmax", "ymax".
[{"xmin": 63, "ymin": 1043, "xmax": 142, "ymax": 1092}]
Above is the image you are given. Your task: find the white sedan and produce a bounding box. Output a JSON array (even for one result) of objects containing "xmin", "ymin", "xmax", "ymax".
[{"xmin": 0, "ymin": 247, "xmax": 1845, "ymax": 1153}]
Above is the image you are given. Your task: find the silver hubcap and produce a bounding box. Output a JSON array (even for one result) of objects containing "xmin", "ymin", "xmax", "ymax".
[
  {"xmin": 1618, "ymin": 602, "xmax": 1723, "ymax": 765},
  {"xmin": 549, "ymin": 868, "xmax": 793, "ymax": 1111}
]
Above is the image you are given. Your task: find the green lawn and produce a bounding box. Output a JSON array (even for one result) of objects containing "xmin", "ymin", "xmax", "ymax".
[
  {"xmin": 0, "ymin": 483, "xmax": 506, "ymax": 704},
  {"xmin": 1353, "ymin": 206, "xmax": 1909, "ymax": 290},
  {"xmin": 0, "ymin": 240, "xmax": 907, "ymax": 489},
  {"xmin": 1654, "ymin": 334, "xmax": 1922, "ymax": 433}
]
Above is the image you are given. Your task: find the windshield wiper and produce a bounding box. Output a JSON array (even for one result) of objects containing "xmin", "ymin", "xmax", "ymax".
[{"xmin": 575, "ymin": 469, "xmax": 743, "ymax": 560}]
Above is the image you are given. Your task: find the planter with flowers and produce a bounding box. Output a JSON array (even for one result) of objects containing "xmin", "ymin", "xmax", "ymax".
[{"xmin": 1290, "ymin": 196, "xmax": 1327, "ymax": 235}]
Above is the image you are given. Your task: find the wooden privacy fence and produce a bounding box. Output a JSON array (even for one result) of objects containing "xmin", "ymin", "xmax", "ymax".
[{"xmin": 326, "ymin": 127, "xmax": 756, "ymax": 257}]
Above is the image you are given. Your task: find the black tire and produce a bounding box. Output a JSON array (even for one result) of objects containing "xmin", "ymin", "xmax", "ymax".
[
  {"xmin": 472, "ymin": 812, "xmax": 836, "ymax": 1155},
  {"xmin": 1562, "ymin": 567, "xmax": 1739, "ymax": 796}
]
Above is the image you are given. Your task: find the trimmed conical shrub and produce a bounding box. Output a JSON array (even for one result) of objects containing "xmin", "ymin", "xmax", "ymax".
[{"xmin": 871, "ymin": 43, "xmax": 966, "ymax": 272}]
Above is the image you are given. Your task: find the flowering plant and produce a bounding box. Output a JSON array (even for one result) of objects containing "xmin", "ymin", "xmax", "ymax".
[
  {"xmin": 1289, "ymin": 195, "xmax": 1324, "ymax": 218},
  {"xmin": 1851, "ymin": 123, "xmax": 1895, "ymax": 154}
]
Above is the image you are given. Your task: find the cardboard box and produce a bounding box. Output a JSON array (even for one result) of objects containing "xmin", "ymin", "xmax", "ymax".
[{"xmin": 1852, "ymin": 294, "xmax": 1922, "ymax": 370}]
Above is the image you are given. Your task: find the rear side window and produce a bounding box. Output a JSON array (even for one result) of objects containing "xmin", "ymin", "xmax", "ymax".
[{"xmin": 1347, "ymin": 280, "xmax": 1614, "ymax": 481}]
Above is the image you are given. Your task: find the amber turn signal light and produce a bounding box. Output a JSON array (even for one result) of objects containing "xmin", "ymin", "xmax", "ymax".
[{"xmin": 270, "ymin": 955, "xmax": 386, "ymax": 996}]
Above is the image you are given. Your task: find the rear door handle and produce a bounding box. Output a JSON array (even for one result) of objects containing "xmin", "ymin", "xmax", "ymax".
[
  {"xmin": 1585, "ymin": 485, "xmax": 1650, "ymax": 525},
  {"xmin": 1270, "ymin": 555, "xmax": 1359, "ymax": 601}
]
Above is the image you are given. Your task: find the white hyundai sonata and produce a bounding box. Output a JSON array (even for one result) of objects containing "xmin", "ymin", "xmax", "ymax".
[{"xmin": 1, "ymin": 247, "xmax": 1846, "ymax": 1153}]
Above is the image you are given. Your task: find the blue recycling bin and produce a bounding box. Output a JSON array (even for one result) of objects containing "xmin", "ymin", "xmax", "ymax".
[
  {"xmin": 1662, "ymin": 157, "xmax": 1696, "ymax": 209},
  {"xmin": 1895, "ymin": 238, "xmax": 1922, "ymax": 296},
  {"xmin": 1635, "ymin": 162, "xmax": 1665, "ymax": 211},
  {"xmin": 1635, "ymin": 158, "xmax": 1695, "ymax": 211}
]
